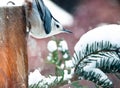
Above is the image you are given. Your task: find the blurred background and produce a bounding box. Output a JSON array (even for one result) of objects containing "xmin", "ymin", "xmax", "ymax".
[{"xmin": 28, "ymin": 0, "xmax": 120, "ymax": 87}]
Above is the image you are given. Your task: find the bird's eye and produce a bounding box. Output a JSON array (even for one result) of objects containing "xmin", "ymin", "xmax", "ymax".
[{"xmin": 56, "ymin": 24, "xmax": 60, "ymax": 28}]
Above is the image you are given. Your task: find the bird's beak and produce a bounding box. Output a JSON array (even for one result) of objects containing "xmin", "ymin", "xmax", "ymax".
[{"xmin": 63, "ymin": 28, "xmax": 72, "ymax": 33}]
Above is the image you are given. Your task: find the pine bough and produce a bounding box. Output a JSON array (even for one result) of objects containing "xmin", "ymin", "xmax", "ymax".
[{"xmin": 73, "ymin": 24, "xmax": 120, "ymax": 88}]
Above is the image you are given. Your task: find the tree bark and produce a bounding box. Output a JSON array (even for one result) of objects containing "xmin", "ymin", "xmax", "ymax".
[{"xmin": 0, "ymin": 6, "xmax": 28, "ymax": 88}]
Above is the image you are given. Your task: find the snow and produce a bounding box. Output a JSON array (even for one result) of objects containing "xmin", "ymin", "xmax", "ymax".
[
  {"xmin": 63, "ymin": 69, "xmax": 74, "ymax": 81},
  {"xmin": 29, "ymin": 69, "xmax": 62, "ymax": 86},
  {"xmin": 47, "ymin": 40, "xmax": 57, "ymax": 52},
  {"xmin": 74, "ymin": 24, "xmax": 120, "ymax": 61},
  {"xmin": 47, "ymin": 53, "xmax": 53, "ymax": 61},
  {"xmin": 65, "ymin": 60, "xmax": 74, "ymax": 68},
  {"xmin": 63, "ymin": 53, "xmax": 69, "ymax": 59},
  {"xmin": 73, "ymin": 24, "xmax": 120, "ymax": 68},
  {"xmin": 29, "ymin": 66, "xmax": 74, "ymax": 86},
  {"xmin": 47, "ymin": 55, "xmax": 52, "ymax": 61},
  {"xmin": 83, "ymin": 67, "xmax": 112, "ymax": 84},
  {"xmin": 29, "ymin": 69, "xmax": 45, "ymax": 85},
  {"xmin": 75, "ymin": 24, "xmax": 120, "ymax": 51},
  {"xmin": 59, "ymin": 40, "xmax": 68, "ymax": 51},
  {"xmin": 60, "ymin": 64, "xmax": 64, "ymax": 69},
  {"xmin": 73, "ymin": 24, "xmax": 120, "ymax": 87}
]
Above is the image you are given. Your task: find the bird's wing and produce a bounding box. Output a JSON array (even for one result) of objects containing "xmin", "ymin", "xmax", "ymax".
[{"xmin": 35, "ymin": 0, "xmax": 52, "ymax": 34}]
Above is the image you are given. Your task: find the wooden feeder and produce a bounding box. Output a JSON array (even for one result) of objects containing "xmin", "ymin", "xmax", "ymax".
[{"xmin": 0, "ymin": 4, "xmax": 28, "ymax": 88}]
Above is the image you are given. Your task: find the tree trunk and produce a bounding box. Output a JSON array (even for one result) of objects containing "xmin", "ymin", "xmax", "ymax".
[{"xmin": 0, "ymin": 6, "xmax": 28, "ymax": 88}]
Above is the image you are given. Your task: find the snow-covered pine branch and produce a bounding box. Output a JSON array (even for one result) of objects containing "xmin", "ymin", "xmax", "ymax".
[
  {"xmin": 29, "ymin": 68, "xmax": 74, "ymax": 88},
  {"xmin": 29, "ymin": 39, "xmax": 74, "ymax": 88},
  {"xmin": 73, "ymin": 24, "xmax": 120, "ymax": 87},
  {"xmin": 29, "ymin": 69, "xmax": 66, "ymax": 88}
]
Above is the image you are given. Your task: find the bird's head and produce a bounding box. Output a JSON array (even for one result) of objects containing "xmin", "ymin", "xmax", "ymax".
[{"xmin": 50, "ymin": 17, "xmax": 72, "ymax": 36}]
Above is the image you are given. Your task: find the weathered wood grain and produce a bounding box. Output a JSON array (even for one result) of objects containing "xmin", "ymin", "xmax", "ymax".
[{"xmin": 0, "ymin": 6, "xmax": 28, "ymax": 88}]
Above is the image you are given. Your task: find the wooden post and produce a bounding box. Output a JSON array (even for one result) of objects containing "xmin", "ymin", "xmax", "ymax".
[{"xmin": 0, "ymin": 6, "xmax": 28, "ymax": 87}]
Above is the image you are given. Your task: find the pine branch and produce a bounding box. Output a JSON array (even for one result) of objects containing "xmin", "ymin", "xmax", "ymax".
[{"xmin": 73, "ymin": 24, "xmax": 120, "ymax": 87}]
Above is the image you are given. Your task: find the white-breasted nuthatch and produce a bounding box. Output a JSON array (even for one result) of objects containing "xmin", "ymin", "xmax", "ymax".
[{"xmin": 27, "ymin": 0, "xmax": 72, "ymax": 39}]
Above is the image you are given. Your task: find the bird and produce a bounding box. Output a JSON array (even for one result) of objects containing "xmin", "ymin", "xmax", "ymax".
[{"xmin": 27, "ymin": 0, "xmax": 72, "ymax": 39}]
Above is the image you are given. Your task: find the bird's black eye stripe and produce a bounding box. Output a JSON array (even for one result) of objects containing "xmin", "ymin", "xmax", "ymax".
[{"xmin": 53, "ymin": 17, "xmax": 59, "ymax": 23}]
